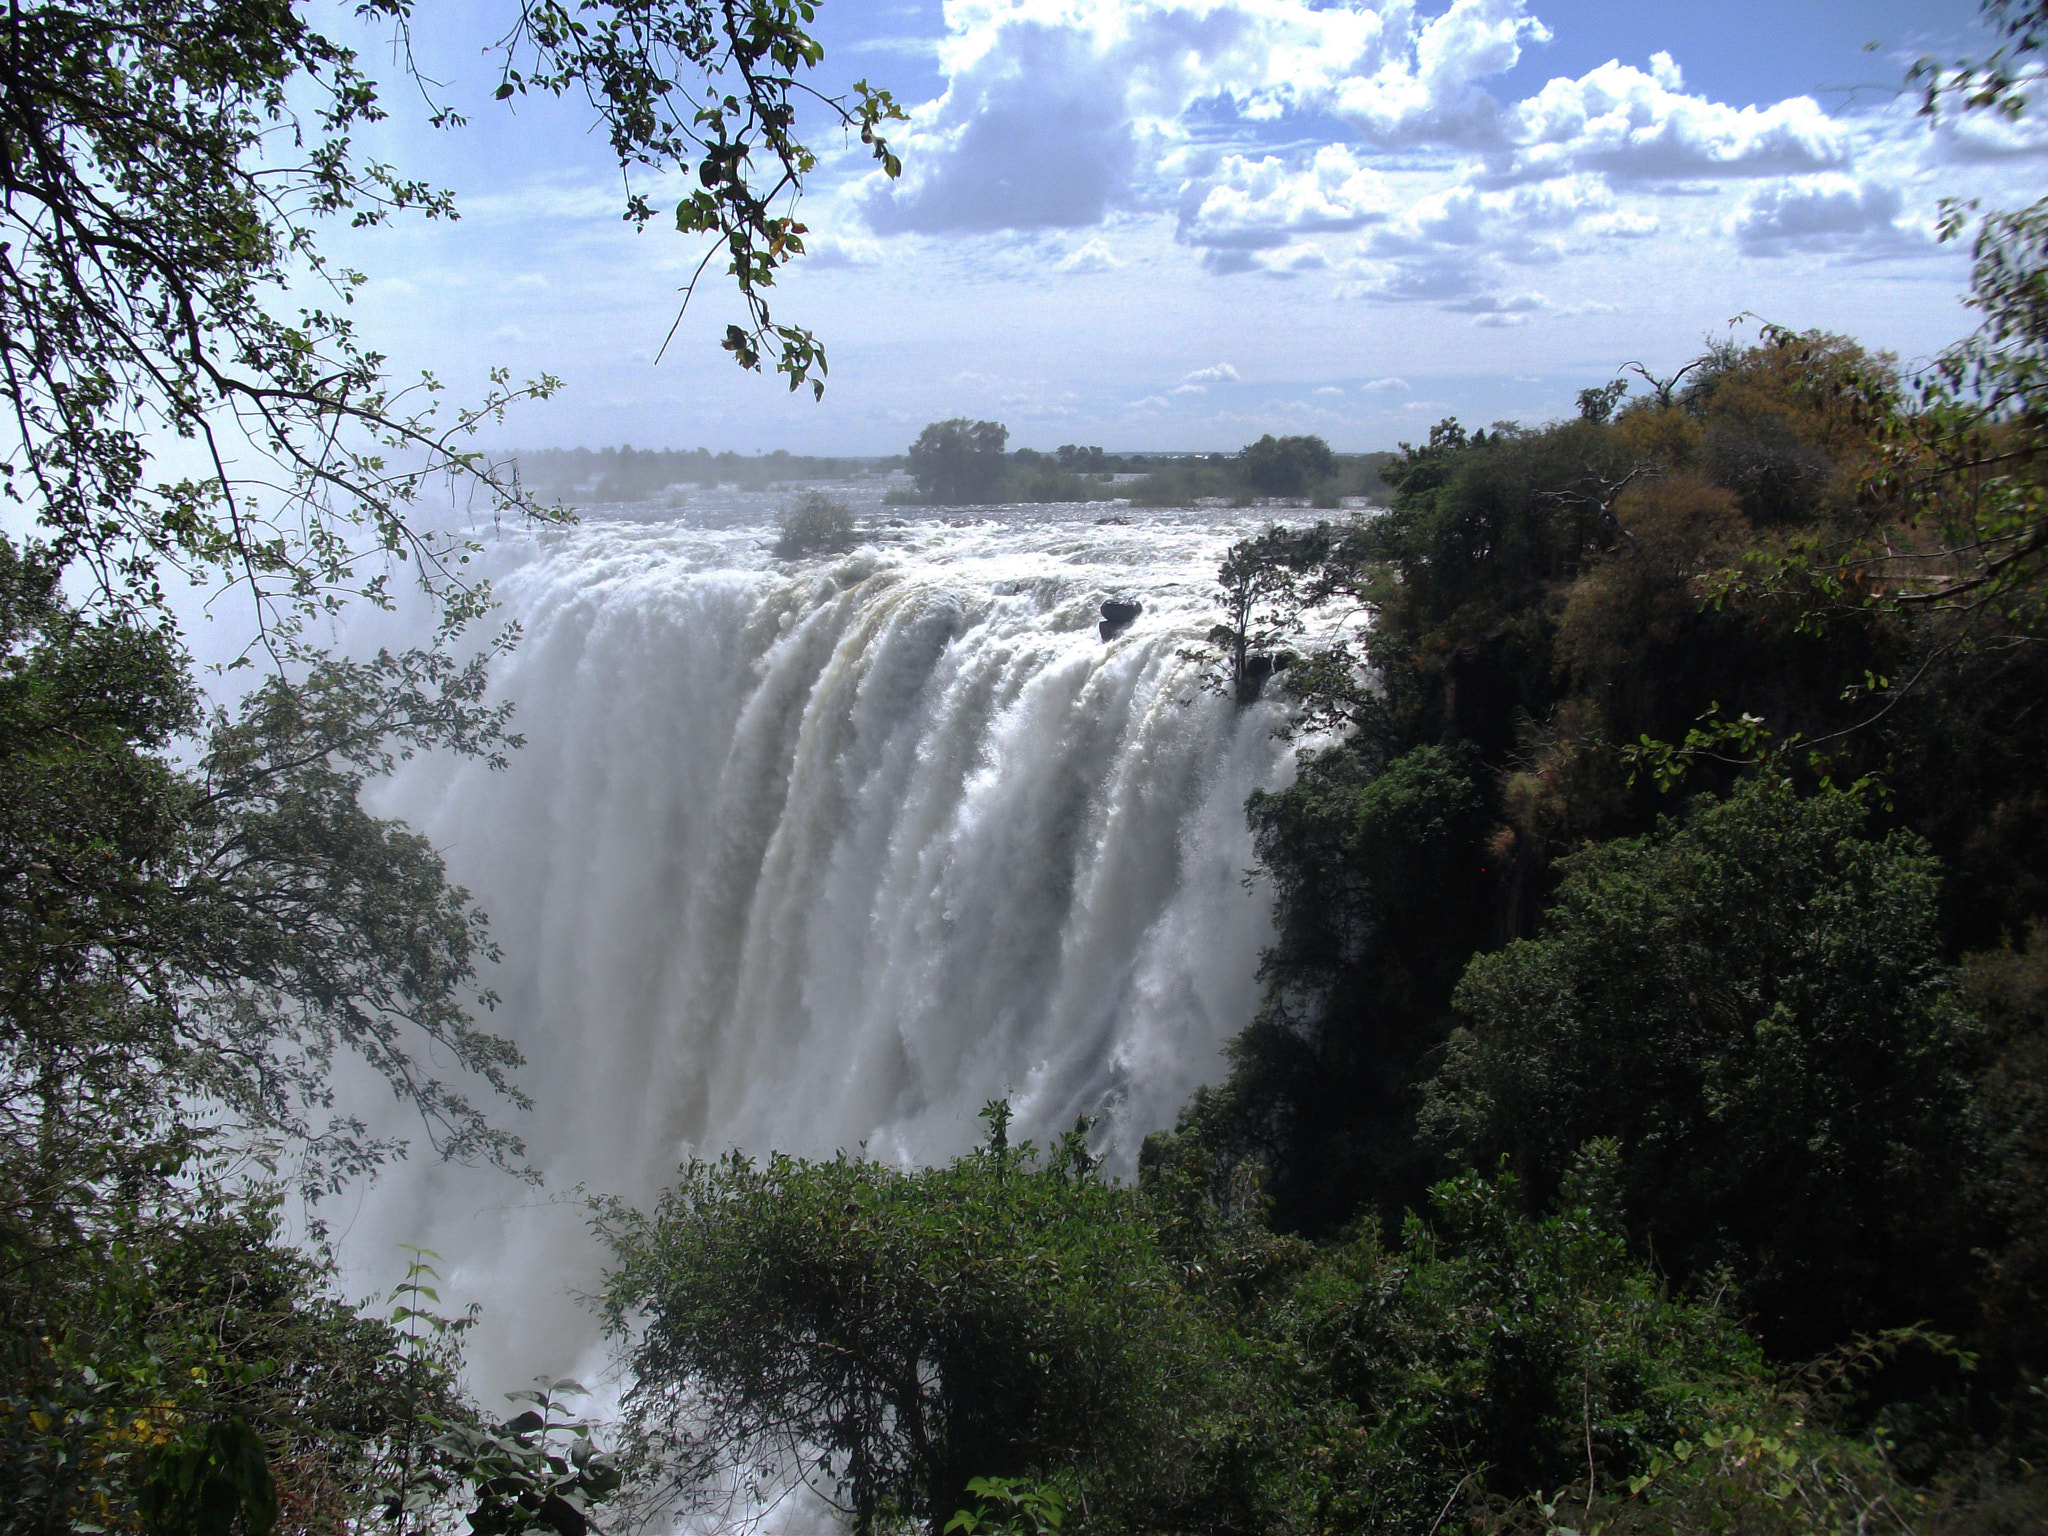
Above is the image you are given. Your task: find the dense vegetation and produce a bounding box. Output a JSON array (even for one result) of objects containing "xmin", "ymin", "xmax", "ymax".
[{"xmin": 889, "ymin": 418, "xmax": 1393, "ymax": 507}]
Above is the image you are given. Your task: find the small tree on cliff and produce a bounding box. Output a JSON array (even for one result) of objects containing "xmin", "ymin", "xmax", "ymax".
[{"xmin": 908, "ymin": 419, "xmax": 1011, "ymax": 504}]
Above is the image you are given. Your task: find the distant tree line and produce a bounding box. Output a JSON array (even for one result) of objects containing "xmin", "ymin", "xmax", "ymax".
[
  {"xmin": 513, "ymin": 446, "xmax": 900, "ymax": 503},
  {"xmin": 892, "ymin": 418, "xmax": 1395, "ymax": 507}
]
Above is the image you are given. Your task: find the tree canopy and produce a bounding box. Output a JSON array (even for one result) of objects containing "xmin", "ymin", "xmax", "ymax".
[{"xmin": 0, "ymin": 0, "xmax": 901, "ymax": 632}]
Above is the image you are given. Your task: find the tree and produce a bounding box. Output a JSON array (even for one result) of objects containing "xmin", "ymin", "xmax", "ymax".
[
  {"xmin": 1425, "ymin": 777, "xmax": 1979, "ymax": 1355},
  {"xmin": 907, "ymin": 419, "xmax": 1010, "ymax": 504},
  {"xmin": 0, "ymin": 0, "xmax": 902, "ymax": 633},
  {"xmin": 597, "ymin": 1116, "xmax": 1227, "ymax": 1536},
  {"xmin": 1266, "ymin": 1166, "xmax": 1764, "ymax": 1530},
  {"xmin": 773, "ymin": 490, "xmax": 858, "ymax": 558},
  {"xmin": 1238, "ymin": 434, "xmax": 1335, "ymax": 498},
  {"xmin": 1195, "ymin": 523, "xmax": 1320, "ymax": 704},
  {"xmin": 0, "ymin": 537, "xmax": 529, "ymax": 1208}
]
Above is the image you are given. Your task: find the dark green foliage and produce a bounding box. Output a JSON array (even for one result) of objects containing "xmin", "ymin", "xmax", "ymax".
[
  {"xmin": 1428, "ymin": 778, "xmax": 1978, "ymax": 1355},
  {"xmin": 0, "ymin": 541, "xmax": 551, "ymax": 1528},
  {"xmin": 1182, "ymin": 745, "xmax": 1493, "ymax": 1233},
  {"xmin": 1268, "ymin": 1168, "xmax": 1764, "ymax": 1531},
  {"xmin": 908, "ymin": 419, "xmax": 1012, "ymax": 504},
  {"xmin": 140, "ymin": 1417, "xmax": 279, "ymax": 1536},
  {"xmin": 428, "ymin": 1380, "xmax": 623, "ymax": 1536},
  {"xmin": 597, "ymin": 1122, "xmax": 1238, "ymax": 1536},
  {"xmin": 773, "ymin": 491, "xmax": 859, "ymax": 558},
  {"xmin": 1239, "ymin": 435, "xmax": 1336, "ymax": 497},
  {"xmin": 0, "ymin": 538, "xmax": 529, "ymax": 1203},
  {"xmin": 0, "ymin": 1196, "xmax": 458, "ymax": 1536}
]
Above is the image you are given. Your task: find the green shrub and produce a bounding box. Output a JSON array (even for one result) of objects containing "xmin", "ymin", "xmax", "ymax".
[{"xmin": 772, "ymin": 490, "xmax": 858, "ymax": 557}]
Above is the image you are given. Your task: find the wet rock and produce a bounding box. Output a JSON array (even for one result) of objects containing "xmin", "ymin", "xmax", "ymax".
[
  {"xmin": 1099, "ymin": 598, "xmax": 1143, "ymax": 642},
  {"xmin": 1235, "ymin": 649, "xmax": 1292, "ymax": 704}
]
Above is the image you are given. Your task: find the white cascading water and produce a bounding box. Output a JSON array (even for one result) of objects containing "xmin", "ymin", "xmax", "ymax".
[{"xmin": 333, "ymin": 481, "xmax": 1303, "ymax": 1393}]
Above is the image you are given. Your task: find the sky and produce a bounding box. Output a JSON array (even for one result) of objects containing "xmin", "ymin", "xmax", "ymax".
[{"xmin": 316, "ymin": 0, "xmax": 2043, "ymax": 455}]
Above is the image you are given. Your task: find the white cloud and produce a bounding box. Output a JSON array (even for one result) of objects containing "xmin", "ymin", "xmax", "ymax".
[
  {"xmin": 1314, "ymin": 385, "xmax": 1346, "ymax": 396},
  {"xmin": 1182, "ymin": 363, "xmax": 1242, "ymax": 384},
  {"xmin": 1445, "ymin": 290, "xmax": 1547, "ymax": 314},
  {"xmin": 1179, "ymin": 145, "xmax": 1393, "ymax": 249},
  {"xmin": 1056, "ymin": 238, "xmax": 1124, "ymax": 271},
  {"xmin": 1732, "ymin": 175, "xmax": 1921, "ymax": 257},
  {"xmin": 1330, "ymin": 0, "xmax": 1549, "ymax": 147},
  {"xmin": 806, "ymin": 236, "xmax": 886, "ymax": 268},
  {"xmin": 1496, "ymin": 55, "xmax": 1850, "ymax": 182},
  {"xmin": 863, "ymin": 0, "xmax": 1538, "ymax": 234},
  {"xmin": 1925, "ymin": 109, "xmax": 2048, "ymax": 163},
  {"xmin": 1360, "ymin": 376, "xmax": 1411, "ymax": 393}
]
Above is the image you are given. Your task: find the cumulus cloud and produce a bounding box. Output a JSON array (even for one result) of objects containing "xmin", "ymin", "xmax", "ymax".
[
  {"xmin": 1178, "ymin": 146, "xmax": 1393, "ymax": 249},
  {"xmin": 1330, "ymin": 0, "xmax": 1549, "ymax": 147},
  {"xmin": 1360, "ymin": 376, "xmax": 1412, "ymax": 393},
  {"xmin": 1926, "ymin": 109, "xmax": 2048, "ymax": 162},
  {"xmin": 1496, "ymin": 54, "xmax": 1850, "ymax": 182},
  {"xmin": 865, "ymin": 20, "xmax": 1137, "ymax": 232},
  {"xmin": 1732, "ymin": 175, "xmax": 1920, "ymax": 257},
  {"xmin": 805, "ymin": 236, "xmax": 886, "ymax": 268},
  {"xmin": 1056, "ymin": 238, "xmax": 1124, "ymax": 271},
  {"xmin": 864, "ymin": 0, "xmax": 1546, "ymax": 234},
  {"xmin": 1182, "ymin": 363, "xmax": 1242, "ymax": 384},
  {"xmin": 850, "ymin": 0, "xmax": 1943, "ymax": 311}
]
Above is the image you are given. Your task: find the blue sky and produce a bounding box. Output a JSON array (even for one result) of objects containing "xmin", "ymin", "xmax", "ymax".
[{"xmin": 319, "ymin": 1, "xmax": 2040, "ymax": 455}]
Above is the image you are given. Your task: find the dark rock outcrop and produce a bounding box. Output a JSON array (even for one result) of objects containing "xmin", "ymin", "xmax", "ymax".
[
  {"xmin": 1235, "ymin": 649, "xmax": 1293, "ymax": 704},
  {"xmin": 1099, "ymin": 598, "xmax": 1143, "ymax": 642}
]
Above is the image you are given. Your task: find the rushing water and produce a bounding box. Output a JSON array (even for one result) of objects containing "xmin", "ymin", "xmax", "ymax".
[{"xmin": 334, "ymin": 479, "xmax": 1309, "ymax": 1392}]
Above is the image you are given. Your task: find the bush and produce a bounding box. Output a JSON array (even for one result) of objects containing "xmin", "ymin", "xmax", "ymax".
[
  {"xmin": 598, "ymin": 1113, "xmax": 1240, "ymax": 1535},
  {"xmin": 1268, "ymin": 1167, "xmax": 1767, "ymax": 1531},
  {"xmin": 908, "ymin": 419, "xmax": 1010, "ymax": 503},
  {"xmin": 772, "ymin": 491, "xmax": 857, "ymax": 557},
  {"xmin": 1425, "ymin": 776, "xmax": 1980, "ymax": 1355},
  {"xmin": 1239, "ymin": 434, "xmax": 1335, "ymax": 497}
]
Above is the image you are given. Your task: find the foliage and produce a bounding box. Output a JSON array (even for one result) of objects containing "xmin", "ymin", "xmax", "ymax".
[
  {"xmin": 945, "ymin": 1475, "xmax": 1069, "ymax": 1536},
  {"xmin": 0, "ymin": 1197, "xmax": 465, "ymax": 1536},
  {"xmin": 1190, "ymin": 524, "xmax": 1320, "ymax": 703},
  {"xmin": 426, "ymin": 1379, "xmax": 623, "ymax": 1536},
  {"xmin": 1266, "ymin": 1167, "xmax": 1766, "ymax": 1533},
  {"xmin": 906, "ymin": 419, "xmax": 1012, "ymax": 504},
  {"xmin": 773, "ymin": 490, "xmax": 858, "ymax": 558},
  {"xmin": 0, "ymin": 537, "xmax": 529, "ymax": 1207},
  {"xmin": 0, "ymin": 0, "xmax": 898, "ymax": 633},
  {"xmin": 1239, "ymin": 435, "xmax": 1337, "ymax": 498},
  {"xmin": 1164, "ymin": 744, "xmax": 1492, "ymax": 1233},
  {"xmin": 492, "ymin": 1, "xmax": 903, "ymax": 397},
  {"xmin": 1427, "ymin": 777, "xmax": 1978, "ymax": 1355},
  {"xmin": 597, "ymin": 1113, "xmax": 1239, "ymax": 1536}
]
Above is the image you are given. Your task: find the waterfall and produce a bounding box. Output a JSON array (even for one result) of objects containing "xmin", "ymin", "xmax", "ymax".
[{"xmin": 339, "ymin": 490, "xmax": 1297, "ymax": 1391}]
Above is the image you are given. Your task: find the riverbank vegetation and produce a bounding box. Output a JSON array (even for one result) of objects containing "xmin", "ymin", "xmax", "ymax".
[{"xmin": 887, "ymin": 417, "xmax": 1396, "ymax": 508}]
